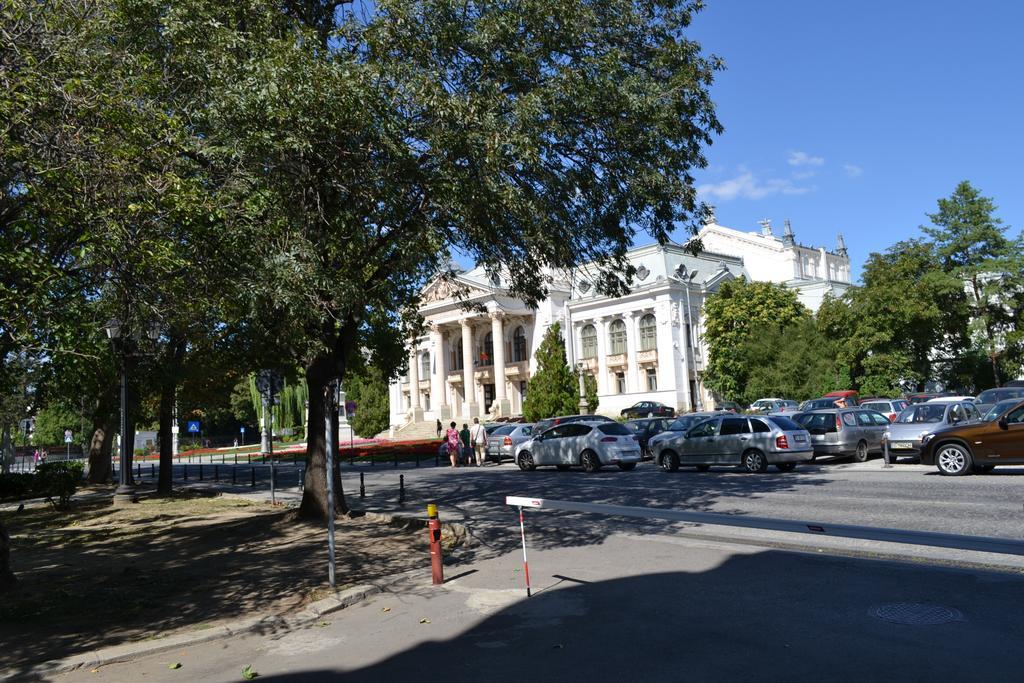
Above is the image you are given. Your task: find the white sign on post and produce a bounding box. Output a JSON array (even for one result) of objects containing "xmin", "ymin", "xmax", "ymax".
[{"xmin": 64, "ymin": 430, "xmax": 73, "ymax": 443}]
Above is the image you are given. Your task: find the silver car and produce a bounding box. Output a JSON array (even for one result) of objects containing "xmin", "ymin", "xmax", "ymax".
[
  {"xmin": 485, "ymin": 423, "xmax": 535, "ymax": 462},
  {"xmin": 885, "ymin": 401, "xmax": 980, "ymax": 462},
  {"xmin": 653, "ymin": 415, "xmax": 813, "ymax": 473},
  {"xmin": 515, "ymin": 420, "xmax": 642, "ymax": 473},
  {"xmin": 794, "ymin": 408, "xmax": 889, "ymax": 462}
]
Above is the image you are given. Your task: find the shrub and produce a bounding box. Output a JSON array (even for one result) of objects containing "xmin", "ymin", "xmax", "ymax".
[
  {"xmin": 34, "ymin": 461, "xmax": 84, "ymax": 509},
  {"xmin": 0, "ymin": 473, "xmax": 35, "ymax": 501}
]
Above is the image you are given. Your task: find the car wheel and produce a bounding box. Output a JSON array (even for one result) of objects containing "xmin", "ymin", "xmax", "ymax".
[
  {"xmin": 581, "ymin": 450, "xmax": 602, "ymax": 473},
  {"xmin": 556, "ymin": 464, "xmax": 570, "ymax": 472},
  {"xmin": 852, "ymin": 441, "xmax": 869, "ymax": 463},
  {"xmin": 775, "ymin": 462, "xmax": 796, "ymax": 472},
  {"xmin": 973, "ymin": 464, "xmax": 995, "ymax": 474},
  {"xmin": 617, "ymin": 462, "xmax": 637, "ymax": 471},
  {"xmin": 935, "ymin": 444, "xmax": 972, "ymax": 476},
  {"xmin": 517, "ymin": 451, "xmax": 536, "ymax": 472},
  {"xmin": 660, "ymin": 450, "xmax": 680, "ymax": 472},
  {"xmin": 695, "ymin": 464, "xmax": 710, "ymax": 472},
  {"xmin": 742, "ymin": 449, "xmax": 768, "ymax": 473}
]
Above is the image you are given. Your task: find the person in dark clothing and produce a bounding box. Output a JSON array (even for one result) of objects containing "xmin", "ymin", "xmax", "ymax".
[
  {"xmin": 460, "ymin": 423, "xmax": 472, "ymax": 466},
  {"xmin": 436, "ymin": 419, "xmax": 443, "ymax": 438}
]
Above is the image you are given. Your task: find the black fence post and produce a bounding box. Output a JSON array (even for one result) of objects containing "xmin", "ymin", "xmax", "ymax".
[
  {"xmin": 399, "ymin": 474, "xmax": 405, "ymax": 505},
  {"xmin": 359, "ymin": 471, "xmax": 365, "ymax": 498},
  {"xmin": 251, "ymin": 467, "xmax": 256, "ymax": 488},
  {"xmin": 151, "ymin": 463, "xmax": 155, "ymax": 479},
  {"xmin": 136, "ymin": 461, "xmax": 141, "ymax": 479},
  {"xmin": 234, "ymin": 453, "xmax": 237, "ymax": 465},
  {"xmin": 247, "ymin": 452, "xmax": 251, "ymax": 464}
]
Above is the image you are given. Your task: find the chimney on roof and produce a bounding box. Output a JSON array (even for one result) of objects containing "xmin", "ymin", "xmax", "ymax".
[{"xmin": 782, "ymin": 219, "xmax": 795, "ymax": 247}]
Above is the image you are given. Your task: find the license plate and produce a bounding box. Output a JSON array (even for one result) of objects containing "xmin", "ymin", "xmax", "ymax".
[
  {"xmin": 794, "ymin": 434, "xmax": 807, "ymax": 442},
  {"xmin": 891, "ymin": 441, "xmax": 913, "ymax": 450}
]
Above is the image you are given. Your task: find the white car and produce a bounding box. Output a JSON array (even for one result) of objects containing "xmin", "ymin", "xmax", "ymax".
[
  {"xmin": 514, "ymin": 420, "xmax": 642, "ymax": 473},
  {"xmin": 750, "ymin": 398, "xmax": 785, "ymax": 413}
]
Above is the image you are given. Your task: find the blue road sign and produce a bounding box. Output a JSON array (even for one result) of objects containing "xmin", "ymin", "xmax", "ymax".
[
  {"xmin": 240, "ymin": 426, "xmax": 246, "ymax": 434},
  {"xmin": 187, "ymin": 420, "xmax": 201, "ymax": 434}
]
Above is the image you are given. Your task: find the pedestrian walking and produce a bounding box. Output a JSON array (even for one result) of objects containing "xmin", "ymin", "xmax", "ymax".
[
  {"xmin": 460, "ymin": 423, "xmax": 472, "ymax": 466},
  {"xmin": 470, "ymin": 417, "xmax": 487, "ymax": 467},
  {"xmin": 436, "ymin": 419, "xmax": 443, "ymax": 439},
  {"xmin": 33, "ymin": 449, "xmax": 40, "ymax": 468},
  {"xmin": 445, "ymin": 421, "xmax": 461, "ymax": 467}
]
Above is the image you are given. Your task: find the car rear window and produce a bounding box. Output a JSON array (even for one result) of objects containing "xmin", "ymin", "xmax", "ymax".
[
  {"xmin": 598, "ymin": 423, "xmax": 632, "ymax": 436},
  {"xmin": 767, "ymin": 416, "xmax": 801, "ymax": 431},
  {"xmin": 492, "ymin": 425, "xmax": 515, "ymax": 436},
  {"xmin": 750, "ymin": 419, "xmax": 771, "ymax": 433},
  {"xmin": 797, "ymin": 413, "xmax": 837, "ymax": 433},
  {"xmin": 861, "ymin": 402, "xmax": 886, "ymax": 412}
]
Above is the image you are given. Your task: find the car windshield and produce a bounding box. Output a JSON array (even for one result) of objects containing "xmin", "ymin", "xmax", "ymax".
[
  {"xmin": 491, "ymin": 425, "xmax": 515, "ymax": 436},
  {"xmin": 978, "ymin": 388, "xmax": 1024, "ymax": 404},
  {"xmin": 598, "ymin": 423, "xmax": 632, "ymax": 436},
  {"xmin": 896, "ymin": 404, "xmax": 946, "ymax": 424},
  {"xmin": 983, "ymin": 399, "xmax": 1021, "ymax": 422},
  {"xmin": 767, "ymin": 416, "xmax": 802, "ymax": 431}
]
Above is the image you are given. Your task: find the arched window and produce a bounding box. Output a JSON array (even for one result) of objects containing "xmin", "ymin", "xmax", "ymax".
[
  {"xmin": 420, "ymin": 351, "xmax": 430, "ymax": 378},
  {"xmin": 451, "ymin": 338, "xmax": 463, "ymax": 371},
  {"xmin": 482, "ymin": 332, "xmax": 493, "ymax": 365},
  {"xmin": 513, "ymin": 326, "xmax": 528, "ymax": 362},
  {"xmin": 609, "ymin": 319, "xmax": 626, "ymax": 355},
  {"xmin": 639, "ymin": 314, "xmax": 657, "ymax": 351},
  {"xmin": 581, "ymin": 325, "xmax": 597, "ymax": 359}
]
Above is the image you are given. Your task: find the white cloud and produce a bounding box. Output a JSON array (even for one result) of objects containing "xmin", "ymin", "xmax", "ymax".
[
  {"xmin": 697, "ymin": 171, "xmax": 812, "ymax": 201},
  {"xmin": 788, "ymin": 151, "xmax": 825, "ymax": 167},
  {"xmin": 843, "ymin": 163, "xmax": 863, "ymax": 178}
]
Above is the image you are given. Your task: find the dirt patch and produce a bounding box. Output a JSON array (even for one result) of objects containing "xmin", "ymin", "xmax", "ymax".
[{"xmin": 0, "ymin": 488, "xmax": 431, "ymax": 674}]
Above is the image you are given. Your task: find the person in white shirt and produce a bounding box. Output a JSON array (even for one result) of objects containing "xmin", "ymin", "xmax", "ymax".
[{"xmin": 470, "ymin": 417, "xmax": 488, "ymax": 467}]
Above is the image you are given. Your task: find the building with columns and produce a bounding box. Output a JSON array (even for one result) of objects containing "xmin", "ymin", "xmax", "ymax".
[{"xmin": 388, "ymin": 217, "xmax": 852, "ymax": 429}]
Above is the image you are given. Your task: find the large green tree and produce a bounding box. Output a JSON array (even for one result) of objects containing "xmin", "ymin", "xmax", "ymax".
[
  {"xmin": 346, "ymin": 366, "xmax": 390, "ymax": 439},
  {"xmin": 923, "ymin": 181, "xmax": 1023, "ymax": 385},
  {"xmin": 523, "ymin": 323, "xmax": 578, "ymax": 421},
  {"xmin": 702, "ymin": 279, "xmax": 807, "ymax": 402}
]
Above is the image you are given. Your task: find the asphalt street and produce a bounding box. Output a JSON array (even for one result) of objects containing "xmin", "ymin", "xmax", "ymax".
[{"xmin": 57, "ymin": 533, "xmax": 1024, "ymax": 682}]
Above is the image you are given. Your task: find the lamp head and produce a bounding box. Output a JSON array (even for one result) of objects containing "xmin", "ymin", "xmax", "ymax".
[{"xmin": 103, "ymin": 318, "xmax": 122, "ymax": 340}]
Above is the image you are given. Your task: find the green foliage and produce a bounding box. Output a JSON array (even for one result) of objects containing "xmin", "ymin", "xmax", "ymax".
[
  {"xmin": 581, "ymin": 372, "xmax": 599, "ymax": 414},
  {"xmin": 702, "ymin": 279, "xmax": 808, "ymax": 401},
  {"xmin": 523, "ymin": 323, "xmax": 578, "ymax": 421},
  {"xmin": 346, "ymin": 366, "xmax": 391, "ymax": 439},
  {"xmin": 33, "ymin": 461, "xmax": 84, "ymax": 509},
  {"xmin": 32, "ymin": 401, "xmax": 80, "ymax": 446}
]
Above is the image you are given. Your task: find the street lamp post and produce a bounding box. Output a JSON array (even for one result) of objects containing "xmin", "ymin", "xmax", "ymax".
[{"xmin": 104, "ymin": 318, "xmax": 158, "ymax": 505}]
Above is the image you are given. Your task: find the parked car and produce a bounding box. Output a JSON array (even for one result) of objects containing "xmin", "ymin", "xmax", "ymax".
[
  {"xmin": 749, "ymin": 398, "xmax": 785, "ymax": 413},
  {"xmin": 715, "ymin": 401, "xmax": 743, "ymax": 413},
  {"xmin": 974, "ymin": 387, "xmax": 1024, "ymax": 416},
  {"xmin": 884, "ymin": 401, "xmax": 980, "ymax": 462},
  {"xmin": 982, "ymin": 398, "xmax": 1024, "ymax": 422},
  {"xmin": 926, "ymin": 395, "xmax": 977, "ymax": 404},
  {"xmin": 647, "ymin": 412, "xmax": 728, "ymax": 453},
  {"xmin": 793, "ymin": 408, "xmax": 888, "ymax": 462},
  {"xmin": 534, "ymin": 413, "xmax": 615, "ymax": 433},
  {"xmin": 905, "ymin": 392, "xmax": 944, "ymax": 404},
  {"xmin": 1003, "ymin": 380, "xmax": 1024, "ymax": 387},
  {"xmin": 652, "ymin": 414, "xmax": 813, "ymax": 473},
  {"xmin": 515, "ymin": 420, "xmax": 642, "ymax": 472},
  {"xmin": 485, "ymin": 423, "xmax": 535, "ymax": 462},
  {"xmin": 625, "ymin": 418, "xmax": 673, "ymax": 459},
  {"xmin": 800, "ymin": 397, "xmax": 843, "ymax": 412},
  {"xmin": 823, "ymin": 390, "xmax": 860, "ymax": 405},
  {"xmin": 919, "ymin": 399, "xmax": 1024, "ymax": 475},
  {"xmin": 859, "ymin": 398, "xmax": 910, "ymax": 422},
  {"xmin": 620, "ymin": 401, "xmax": 675, "ymax": 418}
]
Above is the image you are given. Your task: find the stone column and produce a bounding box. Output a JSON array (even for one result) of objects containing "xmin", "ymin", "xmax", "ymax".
[
  {"xmin": 624, "ymin": 311, "xmax": 640, "ymax": 393},
  {"xmin": 429, "ymin": 324, "xmax": 450, "ymax": 419},
  {"xmin": 490, "ymin": 312, "xmax": 510, "ymax": 417},
  {"xmin": 461, "ymin": 319, "xmax": 477, "ymax": 418},
  {"xmin": 408, "ymin": 343, "xmax": 423, "ymax": 421},
  {"xmin": 595, "ymin": 317, "xmax": 610, "ymax": 395}
]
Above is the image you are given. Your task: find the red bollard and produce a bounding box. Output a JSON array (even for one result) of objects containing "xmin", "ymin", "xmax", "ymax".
[{"xmin": 427, "ymin": 503, "xmax": 444, "ymax": 585}]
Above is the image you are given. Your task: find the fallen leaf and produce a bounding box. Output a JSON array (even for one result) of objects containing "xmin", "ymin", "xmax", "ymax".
[
  {"xmin": 419, "ymin": 618, "xmax": 431, "ymax": 624},
  {"xmin": 242, "ymin": 664, "xmax": 259, "ymax": 680},
  {"xmin": 318, "ymin": 621, "xmax": 330, "ymax": 627},
  {"xmin": 90, "ymin": 668, "xmax": 100, "ymax": 673},
  {"xmin": 168, "ymin": 662, "xmax": 182, "ymax": 670},
  {"xmin": 381, "ymin": 607, "xmax": 391, "ymax": 613}
]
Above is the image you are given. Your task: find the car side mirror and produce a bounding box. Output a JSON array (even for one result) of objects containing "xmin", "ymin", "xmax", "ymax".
[{"xmin": 998, "ymin": 417, "xmax": 1008, "ymax": 430}]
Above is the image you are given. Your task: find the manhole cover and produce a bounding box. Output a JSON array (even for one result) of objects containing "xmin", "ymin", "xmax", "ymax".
[{"xmin": 869, "ymin": 603, "xmax": 963, "ymax": 625}]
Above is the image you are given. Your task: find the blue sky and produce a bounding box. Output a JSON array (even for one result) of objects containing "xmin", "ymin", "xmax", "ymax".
[{"xmin": 673, "ymin": 0, "xmax": 1024, "ymax": 281}]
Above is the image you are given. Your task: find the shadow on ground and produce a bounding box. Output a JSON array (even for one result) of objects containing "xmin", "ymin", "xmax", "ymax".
[
  {"xmin": 255, "ymin": 549, "xmax": 1024, "ymax": 681},
  {"xmin": 0, "ymin": 490, "xmax": 425, "ymax": 679}
]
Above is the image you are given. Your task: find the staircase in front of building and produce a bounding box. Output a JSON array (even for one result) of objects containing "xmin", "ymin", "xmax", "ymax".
[{"xmin": 375, "ymin": 419, "xmax": 444, "ymax": 442}]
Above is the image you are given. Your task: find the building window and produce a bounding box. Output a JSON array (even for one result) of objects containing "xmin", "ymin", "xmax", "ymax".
[
  {"xmin": 481, "ymin": 332, "xmax": 493, "ymax": 365},
  {"xmin": 615, "ymin": 372, "xmax": 626, "ymax": 394},
  {"xmin": 423, "ymin": 392, "xmax": 430, "ymax": 411},
  {"xmin": 581, "ymin": 324, "xmax": 597, "ymax": 359},
  {"xmin": 646, "ymin": 368, "xmax": 657, "ymax": 391},
  {"xmin": 520, "ymin": 380, "xmax": 528, "ymax": 402},
  {"xmin": 420, "ymin": 352, "xmax": 430, "ymax": 378},
  {"xmin": 609, "ymin": 319, "xmax": 627, "ymax": 355},
  {"xmin": 639, "ymin": 314, "xmax": 656, "ymax": 351},
  {"xmin": 451, "ymin": 338, "xmax": 463, "ymax": 370},
  {"xmin": 513, "ymin": 326, "xmax": 528, "ymax": 362}
]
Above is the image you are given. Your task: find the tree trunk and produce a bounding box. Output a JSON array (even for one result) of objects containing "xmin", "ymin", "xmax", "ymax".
[
  {"xmin": 87, "ymin": 417, "xmax": 115, "ymax": 483},
  {"xmin": 0, "ymin": 520, "xmax": 15, "ymax": 593},
  {"xmin": 299, "ymin": 355, "xmax": 348, "ymax": 521}
]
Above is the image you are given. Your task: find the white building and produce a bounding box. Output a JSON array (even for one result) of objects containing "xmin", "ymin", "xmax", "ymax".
[{"xmin": 388, "ymin": 217, "xmax": 851, "ymax": 429}]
